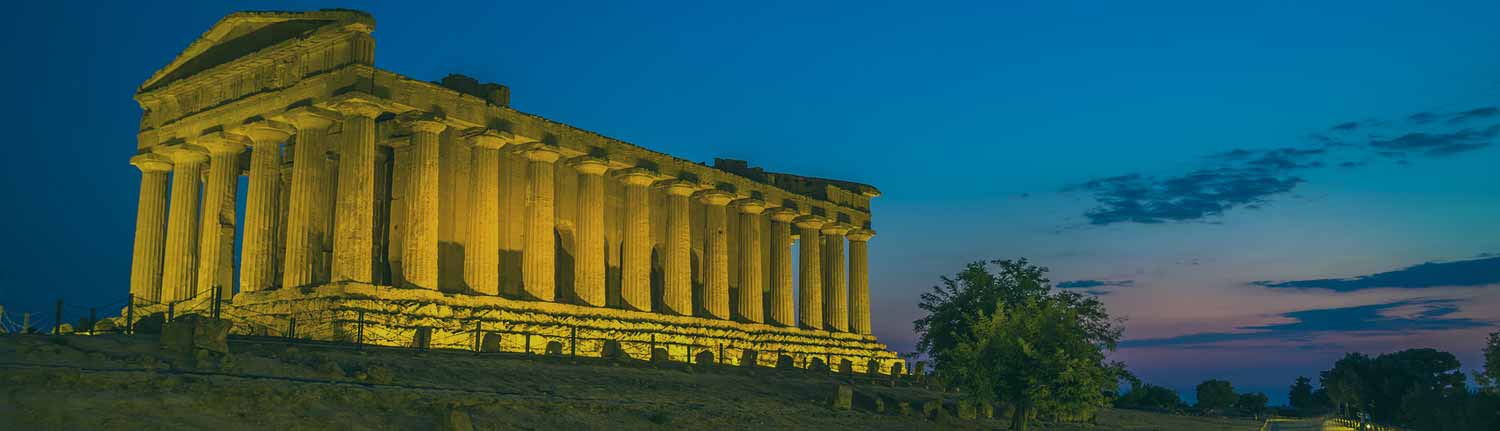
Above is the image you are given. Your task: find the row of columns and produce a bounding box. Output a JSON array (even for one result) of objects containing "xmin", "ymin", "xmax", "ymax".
[{"xmin": 127, "ymin": 113, "xmax": 876, "ymax": 334}]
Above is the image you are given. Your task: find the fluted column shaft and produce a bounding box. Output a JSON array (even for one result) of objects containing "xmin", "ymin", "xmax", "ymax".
[
  {"xmin": 571, "ymin": 157, "xmax": 609, "ymax": 306},
  {"xmin": 795, "ymin": 215, "xmax": 826, "ymax": 330},
  {"xmin": 160, "ymin": 148, "xmax": 208, "ymax": 303},
  {"xmin": 333, "ymin": 103, "xmax": 382, "ymax": 283},
  {"xmin": 616, "ymin": 169, "xmax": 654, "ymax": 312},
  {"xmin": 521, "ymin": 144, "xmax": 561, "ymax": 301},
  {"xmin": 283, "ymin": 119, "xmax": 332, "ymax": 289},
  {"xmin": 129, "ymin": 155, "xmax": 172, "ymax": 302},
  {"xmin": 822, "ymin": 223, "xmax": 851, "ymax": 332},
  {"xmin": 660, "ymin": 181, "xmax": 696, "ymax": 315},
  {"xmin": 240, "ymin": 130, "xmax": 287, "ymax": 294},
  {"xmin": 733, "ymin": 200, "xmax": 766, "ymax": 323},
  {"xmin": 847, "ymin": 229, "xmax": 875, "ymax": 334},
  {"xmin": 196, "ymin": 138, "xmax": 245, "ymax": 301},
  {"xmin": 698, "ymin": 191, "xmax": 733, "ymax": 319},
  {"xmin": 403, "ymin": 120, "xmax": 446, "ymax": 289},
  {"xmin": 464, "ymin": 131, "xmax": 509, "ymax": 295},
  {"xmin": 766, "ymin": 208, "xmax": 797, "ymax": 326}
]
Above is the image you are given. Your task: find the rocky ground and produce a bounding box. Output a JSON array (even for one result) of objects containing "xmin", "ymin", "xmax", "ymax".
[{"xmin": 0, "ymin": 333, "xmax": 1260, "ymax": 430}]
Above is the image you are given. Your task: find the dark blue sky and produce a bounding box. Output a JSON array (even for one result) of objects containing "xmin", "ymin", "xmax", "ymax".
[{"xmin": 4, "ymin": 1, "xmax": 1498, "ymax": 404}]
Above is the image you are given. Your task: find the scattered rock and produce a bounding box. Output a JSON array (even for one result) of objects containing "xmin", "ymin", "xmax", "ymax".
[
  {"xmin": 830, "ymin": 384, "xmax": 853, "ymax": 410},
  {"xmin": 544, "ymin": 341, "xmax": 564, "ymax": 356},
  {"xmin": 600, "ymin": 340, "xmax": 624, "ymax": 360},
  {"xmin": 650, "ymin": 348, "xmax": 670, "ymax": 362},
  {"xmin": 739, "ymin": 349, "xmax": 758, "ymax": 367},
  {"xmin": 839, "ymin": 358, "xmax": 853, "ymax": 375},
  {"xmin": 160, "ymin": 314, "xmax": 231, "ymax": 355},
  {"xmin": 776, "ymin": 355, "xmax": 795, "ymax": 370},
  {"xmin": 694, "ymin": 350, "xmax": 714, "ymax": 365},
  {"xmin": 809, "ymin": 357, "xmax": 828, "ymax": 372},
  {"xmin": 134, "ymin": 313, "xmax": 166, "ymax": 335},
  {"xmin": 898, "ymin": 401, "xmax": 912, "ymax": 416}
]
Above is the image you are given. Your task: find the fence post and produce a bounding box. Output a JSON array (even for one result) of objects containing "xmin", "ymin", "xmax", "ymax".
[
  {"xmin": 718, "ymin": 343, "xmax": 723, "ymax": 365},
  {"xmin": 54, "ymin": 299, "xmax": 62, "ymax": 335},
  {"xmin": 22, "ymin": 312, "xmax": 31, "ymax": 334},
  {"xmin": 88, "ymin": 308, "xmax": 97, "ymax": 335},
  {"xmin": 570, "ymin": 326, "xmax": 577, "ymax": 357},
  {"xmin": 524, "ymin": 332, "xmax": 531, "ymax": 355},
  {"xmin": 166, "ymin": 302, "xmax": 175, "ymax": 323},
  {"xmin": 288, "ymin": 318, "xmax": 297, "ymax": 339},
  {"xmin": 126, "ymin": 294, "xmax": 134, "ymax": 335},
  {"xmin": 211, "ymin": 286, "xmax": 222, "ymax": 320},
  {"xmin": 474, "ymin": 320, "xmax": 482, "ymax": 353},
  {"xmin": 650, "ymin": 333, "xmax": 656, "ymax": 355},
  {"xmin": 356, "ymin": 310, "xmax": 365, "ymax": 349}
]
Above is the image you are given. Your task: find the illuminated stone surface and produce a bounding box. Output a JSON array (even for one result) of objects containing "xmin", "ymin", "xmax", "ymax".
[{"xmin": 123, "ymin": 9, "xmax": 896, "ymax": 372}]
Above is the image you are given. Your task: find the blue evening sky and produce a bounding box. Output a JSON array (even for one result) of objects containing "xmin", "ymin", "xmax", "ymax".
[{"xmin": 3, "ymin": 1, "xmax": 1497, "ymax": 404}]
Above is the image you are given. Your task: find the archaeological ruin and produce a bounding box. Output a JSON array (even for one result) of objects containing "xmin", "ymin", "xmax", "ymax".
[{"xmin": 124, "ymin": 9, "xmax": 903, "ymax": 374}]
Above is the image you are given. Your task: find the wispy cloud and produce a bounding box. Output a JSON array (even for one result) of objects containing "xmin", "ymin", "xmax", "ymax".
[
  {"xmin": 1067, "ymin": 106, "xmax": 1499, "ymax": 226},
  {"xmin": 1253, "ymin": 255, "xmax": 1500, "ymax": 292},
  {"xmin": 1120, "ymin": 298, "xmax": 1489, "ymax": 348},
  {"xmin": 1058, "ymin": 279, "xmax": 1135, "ymax": 289}
]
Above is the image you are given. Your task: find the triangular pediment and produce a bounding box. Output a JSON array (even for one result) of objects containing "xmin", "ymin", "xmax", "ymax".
[{"xmin": 138, "ymin": 9, "xmax": 372, "ymax": 94}]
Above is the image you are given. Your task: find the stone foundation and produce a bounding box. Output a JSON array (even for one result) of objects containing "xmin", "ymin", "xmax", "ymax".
[{"xmin": 213, "ymin": 284, "xmax": 904, "ymax": 374}]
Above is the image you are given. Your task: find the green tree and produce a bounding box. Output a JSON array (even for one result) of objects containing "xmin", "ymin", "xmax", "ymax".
[
  {"xmin": 1288, "ymin": 376, "xmax": 1316, "ymax": 414},
  {"xmin": 916, "ymin": 260, "xmax": 1124, "ymax": 431},
  {"xmin": 1115, "ymin": 383, "xmax": 1186, "ymax": 412},
  {"xmin": 1234, "ymin": 392, "xmax": 1269, "ymax": 418},
  {"xmin": 1477, "ymin": 331, "xmax": 1500, "ymax": 394},
  {"xmin": 1195, "ymin": 379, "xmax": 1236, "ymax": 413}
]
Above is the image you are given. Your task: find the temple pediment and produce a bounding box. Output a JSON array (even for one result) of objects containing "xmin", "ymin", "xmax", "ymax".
[{"xmin": 137, "ymin": 9, "xmax": 372, "ymax": 94}]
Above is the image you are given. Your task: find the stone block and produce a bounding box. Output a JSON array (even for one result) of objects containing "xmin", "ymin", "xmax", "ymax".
[
  {"xmin": 651, "ymin": 347, "xmax": 671, "ymax": 362},
  {"xmin": 739, "ymin": 349, "xmax": 758, "ymax": 367},
  {"xmin": 830, "ymin": 384, "xmax": 853, "ymax": 410},
  {"xmin": 694, "ymin": 349, "xmax": 714, "ymax": 365},
  {"xmin": 160, "ymin": 314, "xmax": 231, "ymax": 355},
  {"xmin": 809, "ymin": 357, "xmax": 828, "ymax": 372},
  {"xmin": 776, "ymin": 354, "xmax": 795, "ymax": 370},
  {"xmin": 545, "ymin": 341, "xmax": 564, "ymax": 356},
  {"xmin": 600, "ymin": 340, "xmax": 624, "ymax": 359},
  {"xmin": 410, "ymin": 327, "xmax": 432, "ymax": 349},
  {"xmin": 839, "ymin": 358, "xmax": 853, "ymax": 374},
  {"xmin": 134, "ymin": 312, "xmax": 166, "ymax": 334},
  {"xmin": 480, "ymin": 333, "xmax": 502, "ymax": 352}
]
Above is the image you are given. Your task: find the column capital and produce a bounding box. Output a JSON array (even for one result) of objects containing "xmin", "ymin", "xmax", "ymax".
[
  {"xmin": 766, "ymin": 207, "xmax": 799, "ymax": 222},
  {"xmin": 196, "ymin": 132, "xmax": 249, "ymax": 155},
  {"xmin": 232, "ymin": 120, "xmax": 296, "ymax": 147},
  {"xmin": 694, "ymin": 190, "xmax": 734, "ymax": 206},
  {"xmin": 612, "ymin": 167, "xmax": 657, "ymax": 186},
  {"xmin": 515, "ymin": 142, "xmax": 562, "ymax": 163},
  {"xmin": 152, "ymin": 143, "xmax": 209, "ymax": 164},
  {"xmin": 793, "ymin": 214, "xmax": 827, "ymax": 230},
  {"xmin": 465, "ymin": 128, "xmax": 519, "ymax": 150},
  {"xmin": 567, "ymin": 156, "xmax": 610, "ymax": 175},
  {"xmin": 656, "ymin": 179, "xmax": 697, "ymax": 196},
  {"xmin": 821, "ymin": 222, "xmax": 853, "ymax": 236},
  {"xmin": 274, "ymin": 107, "xmax": 340, "ymax": 130},
  {"xmin": 730, "ymin": 198, "xmax": 766, "ymax": 214},
  {"xmin": 331, "ymin": 99, "xmax": 385, "ymax": 119},
  {"xmin": 846, "ymin": 228, "xmax": 876, "ymax": 242},
  {"xmin": 129, "ymin": 153, "xmax": 173, "ymax": 173},
  {"xmin": 404, "ymin": 118, "xmax": 448, "ymax": 135}
]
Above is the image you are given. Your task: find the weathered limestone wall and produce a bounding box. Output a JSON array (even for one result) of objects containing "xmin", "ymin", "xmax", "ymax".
[{"xmin": 231, "ymin": 284, "xmax": 903, "ymax": 373}]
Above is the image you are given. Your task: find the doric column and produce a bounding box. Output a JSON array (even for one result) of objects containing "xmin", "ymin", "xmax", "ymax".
[
  {"xmin": 614, "ymin": 168, "xmax": 655, "ymax": 312},
  {"xmin": 519, "ymin": 143, "xmax": 561, "ymax": 301},
  {"xmin": 821, "ymin": 222, "xmax": 852, "ymax": 332},
  {"xmin": 766, "ymin": 208, "xmax": 798, "ymax": 326},
  {"xmin": 195, "ymin": 134, "xmax": 246, "ymax": 301},
  {"xmin": 128, "ymin": 154, "xmax": 172, "ymax": 302},
  {"xmin": 794, "ymin": 214, "xmax": 826, "ymax": 330},
  {"xmin": 464, "ymin": 130, "xmax": 512, "ymax": 296},
  {"xmin": 570, "ymin": 157, "xmax": 609, "ymax": 306},
  {"xmin": 697, "ymin": 190, "xmax": 733, "ymax": 319},
  {"xmin": 238, "ymin": 123, "xmax": 292, "ymax": 294},
  {"xmin": 731, "ymin": 199, "xmax": 766, "ymax": 323},
  {"xmin": 402, "ymin": 119, "xmax": 447, "ymax": 289},
  {"xmin": 658, "ymin": 180, "xmax": 696, "ymax": 315},
  {"xmin": 157, "ymin": 145, "xmax": 209, "ymax": 303},
  {"xmin": 847, "ymin": 228, "xmax": 875, "ymax": 334},
  {"xmin": 499, "ymin": 152, "xmax": 527, "ymax": 297},
  {"xmin": 281, "ymin": 112, "xmax": 336, "ymax": 289},
  {"xmin": 331, "ymin": 101, "xmax": 384, "ymax": 283}
]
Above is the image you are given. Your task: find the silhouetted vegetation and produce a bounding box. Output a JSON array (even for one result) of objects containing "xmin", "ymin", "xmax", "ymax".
[
  {"xmin": 1296, "ymin": 331, "xmax": 1500, "ymax": 430},
  {"xmin": 1113, "ymin": 382, "xmax": 1186, "ymax": 413},
  {"xmin": 1194, "ymin": 379, "xmax": 1236, "ymax": 413},
  {"xmin": 914, "ymin": 259, "xmax": 1126, "ymax": 431}
]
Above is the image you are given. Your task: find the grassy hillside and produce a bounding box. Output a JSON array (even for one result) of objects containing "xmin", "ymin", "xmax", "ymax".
[{"xmin": 0, "ymin": 334, "xmax": 1259, "ymax": 430}]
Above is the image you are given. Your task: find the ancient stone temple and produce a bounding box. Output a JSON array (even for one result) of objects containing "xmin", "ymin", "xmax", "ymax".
[{"xmin": 125, "ymin": 9, "xmax": 902, "ymax": 374}]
